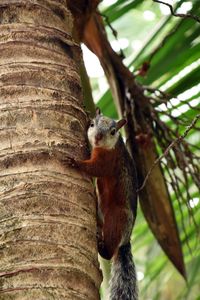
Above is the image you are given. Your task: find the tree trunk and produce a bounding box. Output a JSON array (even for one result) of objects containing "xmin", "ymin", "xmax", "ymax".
[{"xmin": 0, "ymin": 1, "xmax": 101, "ymax": 299}]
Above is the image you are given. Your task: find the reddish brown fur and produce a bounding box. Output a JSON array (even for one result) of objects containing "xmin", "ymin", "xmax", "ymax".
[
  {"xmin": 77, "ymin": 147, "xmax": 117, "ymax": 177},
  {"xmin": 77, "ymin": 147, "xmax": 128, "ymax": 260}
]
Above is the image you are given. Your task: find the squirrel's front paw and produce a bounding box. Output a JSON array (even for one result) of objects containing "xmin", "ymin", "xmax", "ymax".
[{"xmin": 62, "ymin": 157, "xmax": 78, "ymax": 168}]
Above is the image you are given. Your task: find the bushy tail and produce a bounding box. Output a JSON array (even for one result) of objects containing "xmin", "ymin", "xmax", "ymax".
[{"xmin": 109, "ymin": 243, "xmax": 138, "ymax": 300}]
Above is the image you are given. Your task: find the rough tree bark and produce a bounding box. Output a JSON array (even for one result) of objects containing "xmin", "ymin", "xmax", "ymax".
[{"xmin": 0, "ymin": 1, "xmax": 101, "ymax": 299}]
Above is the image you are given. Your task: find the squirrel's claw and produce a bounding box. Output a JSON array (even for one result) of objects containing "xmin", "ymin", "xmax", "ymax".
[{"xmin": 62, "ymin": 156, "xmax": 77, "ymax": 168}]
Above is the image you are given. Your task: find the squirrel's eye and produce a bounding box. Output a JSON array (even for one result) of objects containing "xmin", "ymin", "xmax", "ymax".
[
  {"xmin": 90, "ymin": 122, "xmax": 94, "ymax": 127},
  {"xmin": 110, "ymin": 128, "xmax": 116, "ymax": 136}
]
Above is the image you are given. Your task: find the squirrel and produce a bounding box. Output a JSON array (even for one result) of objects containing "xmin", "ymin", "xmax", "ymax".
[{"xmin": 67, "ymin": 108, "xmax": 138, "ymax": 300}]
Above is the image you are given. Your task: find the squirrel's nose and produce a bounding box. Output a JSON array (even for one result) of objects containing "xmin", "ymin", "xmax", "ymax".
[{"xmin": 95, "ymin": 132, "xmax": 103, "ymax": 142}]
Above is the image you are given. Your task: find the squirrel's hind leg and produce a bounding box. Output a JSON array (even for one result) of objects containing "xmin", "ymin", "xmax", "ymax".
[{"xmin": 98, "ymin": 210, "xmax": 127, "ymax": 260}]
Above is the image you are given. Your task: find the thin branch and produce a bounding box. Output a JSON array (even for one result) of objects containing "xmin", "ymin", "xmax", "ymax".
[
  {"xmin": 145, "ymin": 86, "xmax": 200, "ymax": 112},
  {"xmin": 148, "ymin": 20, "xmax": 182, "ymax": 64},
  {"xmin": 138, "ymin": 114, "xmax": 200, "ymax": 191},
  {"xmin": 144, "ymin": 86, "xmax": 170, "ymax": 99},
  {"xmin": 100, "ymin": 12, "xmax": 125, "ymax": 59},
  {"xmin": 153, "ymin": 0, "xmax": 200, "ymax": 23},
  {"xmin": 100, "ymin": 12, "xmax": 118, "ymax": 38}
]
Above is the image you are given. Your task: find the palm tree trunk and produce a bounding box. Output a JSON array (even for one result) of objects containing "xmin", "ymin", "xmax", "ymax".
[{"xmin": 0, "ymin": 1, "xmax": 101, "ymax": 299}]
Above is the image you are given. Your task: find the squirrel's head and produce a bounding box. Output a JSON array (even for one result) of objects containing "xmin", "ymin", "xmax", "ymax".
[{"xmin": 87, "ymin": 108, "xmax": 127, "ymax": 149}]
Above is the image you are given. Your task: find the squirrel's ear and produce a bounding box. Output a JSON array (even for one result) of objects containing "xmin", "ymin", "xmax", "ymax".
[
  {"xmin": 116, "ymin": 119, "xmax": 127, "ymax": 130},
  {"xmin": 96, "ymin": 107, "xmax": 101, "ymax": 116}
]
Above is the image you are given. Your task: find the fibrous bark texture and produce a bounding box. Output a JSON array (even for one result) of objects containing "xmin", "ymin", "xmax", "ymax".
[{"xmin": 0, "ymin": 1, "xmax": 101, "ymax": 299}]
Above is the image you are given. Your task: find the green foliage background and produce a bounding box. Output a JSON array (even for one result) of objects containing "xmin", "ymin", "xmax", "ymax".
[{"xmin": 83, "ymin": 1, "xmax": 200, "ymax": 299}]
